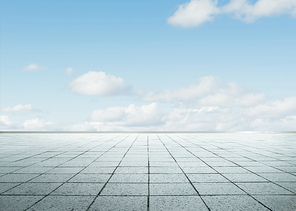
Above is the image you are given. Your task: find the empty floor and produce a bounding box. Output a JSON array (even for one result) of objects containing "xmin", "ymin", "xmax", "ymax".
[{"xmin": 0, "ymin": 133, "xmax": 296, "ymax": 210}]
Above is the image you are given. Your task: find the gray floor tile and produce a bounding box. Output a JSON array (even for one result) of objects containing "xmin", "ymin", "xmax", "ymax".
[
  {"xmin": 3, "ymin": 182, "xmax": 62, "ymax": 196},
  {"xmin": 0, "ymin": 183, "xmax": 20, "ymax": 194},
  {"xmin": 182, "ymin": 166, "xmax": 216, "ymax": 173},
  {"xmin": 0, "ymin": 167, "xmax": 22, "ymax": 174},
  {"xmin": 150, "ymin": 196, "xmax": 208, "ymax": 211},
  {"xmin": 187, "ymin": 174, "xmax": 229, "ymax": 183},
  {"xmin": 109, "ymin": 174, "xmax": 148, "ymax": 183},
  {"xmin": 0, "ymin": 173, "xmax": 39, "ymax": 182},
  {"xmin": 202, "ymin": 195, "xmax": 270, "ymax": 211},
  {"xmin": 51, "ymin": 183, "xmax": 104, "ymax": 195},
  {"xmin": 115, "ymin": 166, "xmax": 148, "ymax": 174},
  {"xmin": 193, "ymin": 183, "xmax": 246, "ymax": 195},
  {"xmin": 150, "ymin": 183, "xmax": 197, "ymax": 195},
  {"xmin": 258, "ymin": 173, "xmax": 296, "ymax": 182},
  {"xmin": 30, "ymin": 173, "xmax": 74, "ymax": 183},
  {"xmin": 27, "ymin": 196, "xmax": 94, "ymax": 211},
  {"xmin": 68, "ymin": 173, "xmax": 111, "ymax": 183},
  {"xmin": 276, "ymin": 182, "xmax": 296, "ymax": 193},
  {"xmin": 150, "ymin": 174, "xmax": 188, "ymax": 183},
  {"xmin": 254, "ymin": 195, "xmax": 296, "ymax": 211},
  {"xmin": 213, "ymin": 167, "xmax": 250, "ymax": 174},
  {"xmin": 0, "ymin": 196, "xmax": 42, "ymax": 211},
  {"xmin": 46, "ymin": 167, "xmax": 83, "ymax": 174},
  {"xmin": 81, "ymin": 167, "xmax": 116, "ymax": 174},
  {"xmin": 150, "ymin": 167, "xmax": 182, "ymax": 174},
  {"xmin": 236, "ymin": 182, "xmax": 294, "ymax": 195},
  {"xmin": 223, "ymin": 173, "xmax": 268, "ymax": 182},
  {"xmin": 88, "ymin": 196, "xmax": 147, "ymax": 211},
  {"xmin": 101, "ymin": 183, "xmax": 148, "ymax": 195}
]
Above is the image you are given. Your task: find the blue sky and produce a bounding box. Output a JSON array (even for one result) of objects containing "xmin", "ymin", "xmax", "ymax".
[{"xmin": 1, "ymin": 0, "xmax": 296, "ymax": 131}]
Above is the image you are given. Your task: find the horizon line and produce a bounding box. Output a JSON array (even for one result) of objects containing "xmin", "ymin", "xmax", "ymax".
[{"xmin": 1, "ymin": 131, "xmax": 296, "ymax": 134}]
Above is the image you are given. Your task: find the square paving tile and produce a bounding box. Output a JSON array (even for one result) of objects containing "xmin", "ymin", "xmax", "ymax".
[
  {"xmin": 150, "ymin": 167, "xmax": 183, "ymax": 174},
  {"xmin": 254, "ymin": 195, "xmax": 296, "ymax": 211},
  {"xmin": 202, "ymin": 195, "xmax": 270, "ymax": 211},
  {"xmin": 223, "ymin": 173, "xmax": 268, "ymax": 182},
  {"xmin": 187, "ymin": 174, "xmax": 229, "ymax": 183},
  {"xmin": 115, "ymin": 166, "xmax": 148, "ymax": 174},
  {"xmin": 236, "ymin": 182, "xmax": 294, "ymax": 195},
  {"xmin": 258, "ymin": 173, "xmax": 296, "ymax": 182},
  {"xmin": 276, "ymin": 182, "xmax": 296, "ymax": 193},
  {"xmin": 0, "ymin": 173, "xmax": 39, "ymax": 182},
  {"xmin": 0, "ymin": 196, "xmax": 43, "ymax": 211},
  {"xmin": 27, "ymin": 196, "xmax": 94, "ymax": 211},
  {"xmin": 29, "ymin": 173, "xmax": 74, "ymax": 183},
  {"xmin": 68, "ymin": 173, "xmax": 111, "ymax": 183},
  {"xmin": 150, "ymin": 196, "xmax": 208, "ymax": 211},
  {"xmin": 101, "ymin": 183, "xmax": 148, "ymax": 196},
  {"xmin": 109, "ymin": 174, "xmax": 148, "ymax": 183},
  {"xmin": 88, "ymin": 196, "xmax": 147, "ymax": 211},
  {"xmin": 1, "ymin": 133, "xmax": 296, "ymax": 210},
  {"xmin": 51, "ymin": 183, "xmax": 104, "ymax": 196},
  {"xmin": 150, "ymin": 183, "xmax": 197, "ymax": 196},
  {"xmin": 0, "ymin": 183, "xmax": 20, "ymax": 194},
  {"xmin": 193, "ymin": 183, "xmax": 246, "ymax": 195},
  {"xmin": 150, "ymin": 173, "xmax": 188, "ymax": 183},
  {"xmin": 3, "ymin": 182, "xmax": 61, "ymax": 196}
]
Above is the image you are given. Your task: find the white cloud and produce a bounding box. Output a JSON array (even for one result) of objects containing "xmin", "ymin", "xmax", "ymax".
[
  {"xmin": 168, "ymin": 0, "xmax": 296, "ymax": 27},
  {"xmin": 70, "ymin": 94, "xmax": 296, "ymax": 131},
  {"xmin": 65, "ymin": 67, "xmax": 74, "ymax": 75},
  {"xmin": 23, "ymin": 63, "xmax": 46, "ymax": 71},
  {"xmin": 143, "ymin": 76, "xmax": 219, "ymax": 102},
  {"xmin": 245, "ymin": 97, "xmax": 296, "ymax": 118},
  {"xmin": 197, "ymin": 82, "xmax": 266, "ymax": 107},
  {"xmin": 2, "ymin": 104, "xmax": 34, "ymax": 114},
  {"xmin": 250, "ymin": 115, "xmax": 296, "ymax": 131},
  {"xmin": 142, "ymin": 76, "xmax": 265, "ymax": 107},
  {"xmin": 167, "ymin": 0, "xmax": 220, "ymax": 27},
  {"xmin": 0, "ymin": 115, "xmax": 18, "ymax": 129},
  {"xmin": 69, "ymin": 71, "xmax": 131, "ymax": 96},
  {"xmin": 23, "ymin": 118, "xmax": 55, "ymax": 130},
  {"xmin": 223, "ymin": 0, "xmax": 296, "ymax": 22},
  {"xmin": 89, "ymin": 103, "xmax": 164, "ymax": 127}
]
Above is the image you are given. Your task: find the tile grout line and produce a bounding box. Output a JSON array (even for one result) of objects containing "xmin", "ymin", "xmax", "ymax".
[
  {"xmin": 147, "ymin": 134, "xmax": 150, "ymax": 211},
  {"xmin": 23, "ymin": 134, "xmax": 127, "ymax": 211},
  {"xmin": 168, "ymin": 134, "xmax": 274, "ymax": 211},
  {"xmin": 157, "ymin": 134, "xmax": 211, "ymax": 211},
  {"xmin": 178, "ymin": 134, "xmax": 296, "ymax": 195},
  {"xmin": 85, "ymin": 134, "xmax": 140, "ymax": 211}
]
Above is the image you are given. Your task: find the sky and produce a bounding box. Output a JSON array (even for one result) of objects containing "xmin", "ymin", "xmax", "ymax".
[{"xmin": 1, "ymin": 0, "xmax": 296, "ymax": 131}]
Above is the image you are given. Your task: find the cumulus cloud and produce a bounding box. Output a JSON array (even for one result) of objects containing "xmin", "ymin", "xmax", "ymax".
[
  {"xmin": 197, "ymin": 82, "xmax": 266, "ymax": 107},
  {"xmin": 142, "ymin": 76, "xmax": 265, "ymax": 107},
  {"xmin": 23, "ymin": 118, "xmax": 55, "ymax": 130},
  {"xmin": 23, "ymin": 63, "xmax": 46, "ymax": 71},
  {"xmin": 143, "ymin": 76, "xmax": 219, "ymax": 102},
  {"xmin": 167, "ymin": 0, "xmax": 220, "ymax": 27},
  {"xmin": 0, "ymin": 115, "xmax": 18, "ymax": 130},
  {"xmin": 245, "ymin": 97, "xmax": 296, "ymax": 118},
  {"xmin": 168, "ymin": 0, "xmax": 296, "ymax": 27},
  {"xmin": 89, "ymin": 103, "xmax": 164, "ymax": 127},
  {"xmin": 69, "ymin": 94, "xmax": 296, "ymax": 131},
  {"xmin": 64, "ymin": 67, "xmax": 74, "ymax": 75},
  {"xmin": 2, "ymin": 104, "xmax": 34, "ymax": 114},
  {"xmin": 69, "ymin": 71, "xmax": 131, "ymax": 96}
]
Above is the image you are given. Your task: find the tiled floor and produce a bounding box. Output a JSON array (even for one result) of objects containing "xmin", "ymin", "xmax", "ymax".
[{"xmin": 0, "ymin": 132, "xmax": 296, "ymax": 211}]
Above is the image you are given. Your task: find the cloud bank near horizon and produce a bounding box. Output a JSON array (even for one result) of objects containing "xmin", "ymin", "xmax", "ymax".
[
  {"xmin": 2, "ymin": 75, "xmax": 295, "ymax": 131},
  {"xmin": 168, "ymin": 0, "xmax": 296, "ymax": 27}
]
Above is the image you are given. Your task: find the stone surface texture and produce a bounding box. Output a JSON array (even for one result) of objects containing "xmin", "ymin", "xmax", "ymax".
[{"xmin": 0, "ymin": 132, "xmax": 295, "ymax": 210}]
